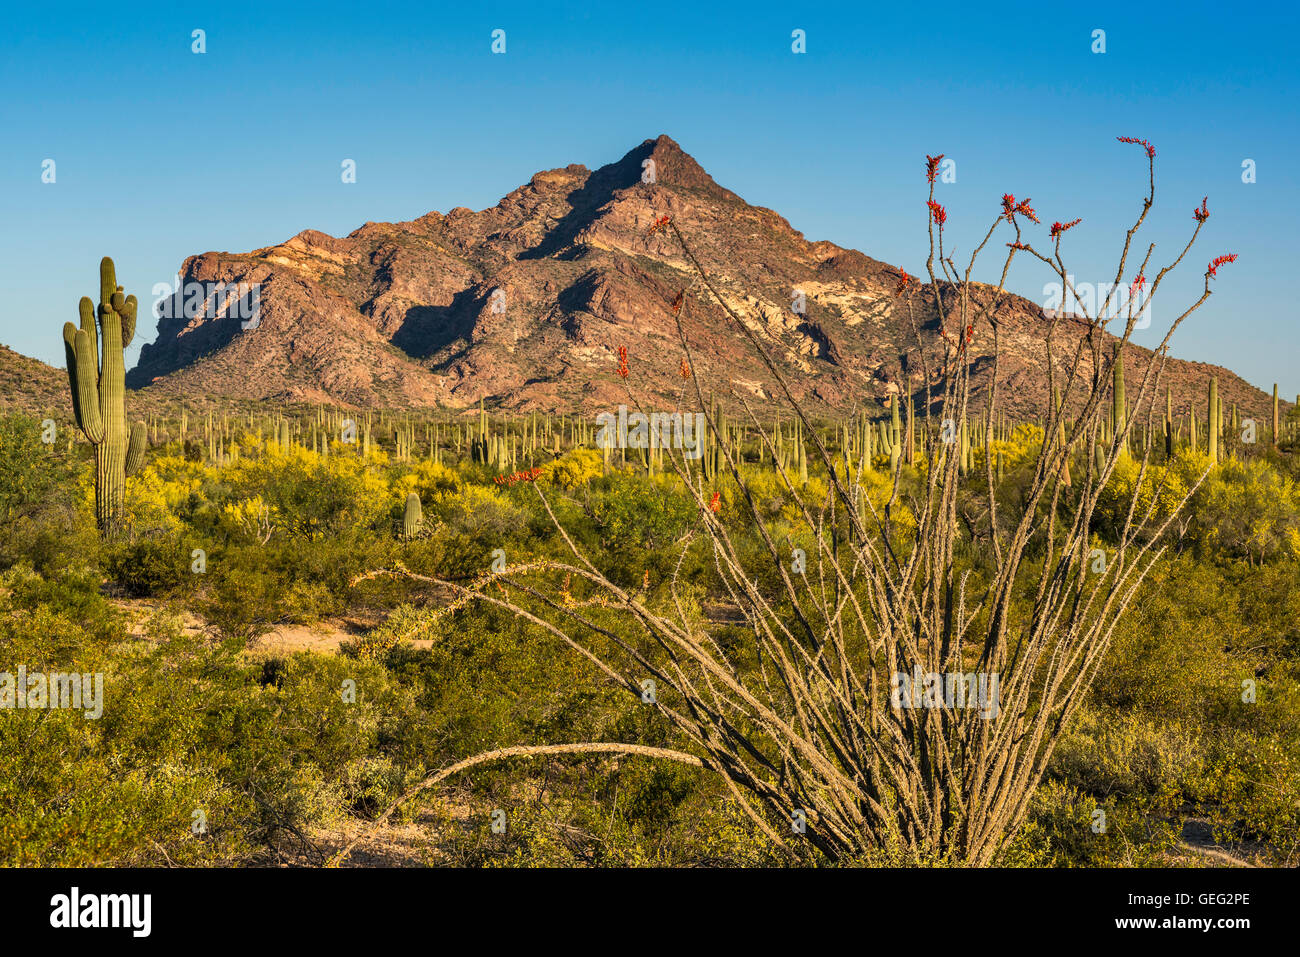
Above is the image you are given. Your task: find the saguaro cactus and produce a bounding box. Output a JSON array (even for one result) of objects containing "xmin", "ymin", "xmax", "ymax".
[
  {"xmin": 62, "ymin": 257, "xmax": 147, "ymax": 537},
  {"xmin": 1054, "ymin": 387, "xmax": 1071, "ymax": 487},
  {"xmin": 1272, "ymin": 383, "xmax": 1280, "ymax": 448},
  {"xmin": 1207, "ymin": 376, "xmax": 1219, "ymax": 465},
  {"xmin": 889, "ymin": 395, "xmax": 902, "ymax": 473},
  {"xmin": 1112, "ymin": 344, "xmax": 1127, "ymax": 458},
  {"xmin": 403, "ymin": 492, "xmax": 423, "ymax": 540},
  {"xmin": 1164, "ymin": 388, "xmax": 1174, "ymax": 460}
]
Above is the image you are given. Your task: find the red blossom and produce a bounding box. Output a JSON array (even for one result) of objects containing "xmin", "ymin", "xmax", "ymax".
[
  {"xmin": 495, "ymin": 466, "xmax": 544, "ymax": 486},
  {"xmin": 617, "ymin": 345, "xmax": 629, "ymax": 379},
  {"xmin": 1117, "ymin": 136, "xmax": 1156, "ymax": 158},
  {"xmin": 1050, "ymin": 218, "xmax": 1082, "ymax": 239},
  {"xmin": 895, "ymin": 269, "xmax": 915, "ymax": 296},
  {"xmin": 707, "ymin": 491, "xmax": 721, "ymax": 514},
  {"xmin": 1002, "ymin": 194, "xmax": 1039, "ymax": 225},
  {"xmin": 670, "ymin": 289, "xmax": 685, "ymax": 315},
  {"xmin": 927, "ymin": 200, "xmax": 947, "ymax": 227},
  {"xmin": 678, "ymin": 358, "xmax": 691, "ymax": 379},
  {"xmin": 647, "ymin": 215, "xmax": 672, "ymax": 235},
  {"xmin": 939, "ymin": 322, "xmax": 974, "ymax": 352},
  {"xmin": 1129, "ymin": 274, "xmax": 1147, "ymax": 297},
  {"xmin": 1193, "ymin": 197, "xmax": 1210, "ymax": 223},
  {"xmin": 925, "ymin": 154, "xmax": 945, "ymax": 183},
  {"xmin": 1207, "ymin": 254, "xmax": 1237, "ymax": 278}
]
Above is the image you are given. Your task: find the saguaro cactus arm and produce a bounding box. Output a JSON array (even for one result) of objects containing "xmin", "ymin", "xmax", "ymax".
[
  {"xmin": 77, "ymin": 294, "xmax": 99, "ymax": 376},
  {"xmin": 126, "ymin": 421, "xmax": 148, "ymax": 477},
  {"xmin": 63, "ymin": 317, "xmax": 105, "ymax": 443}
]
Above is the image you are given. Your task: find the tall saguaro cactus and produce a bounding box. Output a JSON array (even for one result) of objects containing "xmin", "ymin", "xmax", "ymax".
[{"xmin": 62, "ymin": 257, "xmax": 147, "ymax": 537}]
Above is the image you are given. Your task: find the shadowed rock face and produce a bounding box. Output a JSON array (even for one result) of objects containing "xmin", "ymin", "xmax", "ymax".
[{"xmin": 125, "ymin": 135, "xmax": 1279, "ymax": 420}]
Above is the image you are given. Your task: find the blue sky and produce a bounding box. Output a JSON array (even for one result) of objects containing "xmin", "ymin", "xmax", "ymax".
[{"xmin": 3, "ymin": 0, "xmax": 1297, "ymax": 394}]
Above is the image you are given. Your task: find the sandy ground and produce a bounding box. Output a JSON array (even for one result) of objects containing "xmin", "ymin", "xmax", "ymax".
[{"xmin": 114, "ymin": 598, "xmax": 437, "ymax": 654}]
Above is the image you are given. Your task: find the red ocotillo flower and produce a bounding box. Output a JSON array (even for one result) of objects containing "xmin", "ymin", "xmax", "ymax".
[
  {"xmin": 1050, "ymin": 218, "xmax": 1082, "ymax": 239},
  {"xmin": 926, "ymin": 154, "xmax": 945, "ymax": 183},
  {"xmin": 1207, "ymin": 254, "xmax": 1237, "ymax": 278},
  {"xmin": 1193, "ymin": 197, "xmax": 1210, "ymax": 223},
  {"xmin": 1117, "ymin": 136, "xmax": 1156, "ymax": 158},
  {"xmin": 648, "ymin": 215, "xmax": 672, "ymax": 235},
  {"xmin": 1130, "ymin": 274, "xmax": 1147, "ymax": 297},
  {"xmin": 707, "ymin": 491, "xmax": 721, "ymax": 514},
  {"xmin": 678, "ymin": 358, "xmax": 691, "ymax": 379},
  {"xmin": 617, "ymin": 345, "xmax": 629, "ymax": 379},
  {"xmin": 670, "ymin": 289, "xmax": 685, "ymax": 315},
  {"xmin": 1003, "ymin": 194, "xmax": 1039, "ymax": 224},
  {"xmin": 895, "ymin": 269, "xmax": 914, "ymax": 296},
  {"xmin": 927, "ymin": 200, "xmax": 947, "ymax": 227},
  {"xmin": 494, "ymin": 466, "xmax": 543, "ymax": 486}
]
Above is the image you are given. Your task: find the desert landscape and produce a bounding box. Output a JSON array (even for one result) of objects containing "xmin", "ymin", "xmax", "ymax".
[{"xmin": 2, "ymin": 133, "xmax": 1297, "ymax": 874}]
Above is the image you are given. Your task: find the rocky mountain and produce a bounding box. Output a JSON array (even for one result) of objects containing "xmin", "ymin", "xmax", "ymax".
[{"xmin": 120, "ymin": 135, "xmax": 1278, "ymax": 421}]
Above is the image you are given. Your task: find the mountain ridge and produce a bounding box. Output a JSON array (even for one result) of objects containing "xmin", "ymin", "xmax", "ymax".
[{"xmin": 4, "ymin": 135, "xmax": 1282, "ymax": 423}]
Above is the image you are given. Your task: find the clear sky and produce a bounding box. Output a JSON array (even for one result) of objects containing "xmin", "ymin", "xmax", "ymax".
[{"xmin": 3, "ymin": 0, "xmax": 1297, "ymax": 395}]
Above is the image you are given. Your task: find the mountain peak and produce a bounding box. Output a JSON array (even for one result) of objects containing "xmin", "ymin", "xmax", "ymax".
[{"xmin": 594, "ymin": 135, "xmax": 738, "ymax": 202}]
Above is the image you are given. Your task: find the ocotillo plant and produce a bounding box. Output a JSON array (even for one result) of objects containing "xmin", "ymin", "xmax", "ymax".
[
  {"xmin": 62, "ymin": 257, "xmax": 147, "ymax": 537},
  {"xmin": 345, "ymin": 142, "xmax": 1225, "ymax": 867}
]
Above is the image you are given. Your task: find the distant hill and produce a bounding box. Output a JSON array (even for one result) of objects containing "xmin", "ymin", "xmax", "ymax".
[{"xmin": 0, "ymin": 343, "xmax": 65, "ymax": 419}]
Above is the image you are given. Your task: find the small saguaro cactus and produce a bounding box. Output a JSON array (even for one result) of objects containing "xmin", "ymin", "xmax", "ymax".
[
  {"xmin": 403, "ymin": 492, "xmax": 423, "ymax": 540},
  {"xmin": 1112, "ymin": 343, "xmax": 1127, "ymax": 458},
  {"xmin": 889, "ymin": 394, "xmax": 902, "ymax": 473},
  {"xmin": 1208, "ymin": 376, "xmax": 1219, "ymax": 465},
  {"xmin": 1164, "ymin": 388, "xmax": 1174, "ymax": 460},
  {"xmin": 62, "ymin": 257, "xmax": 147, "ymax": 538},
  {"xmin": 1272, "ymin": 383, "xmax": 1280, "ymax": 448}
]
